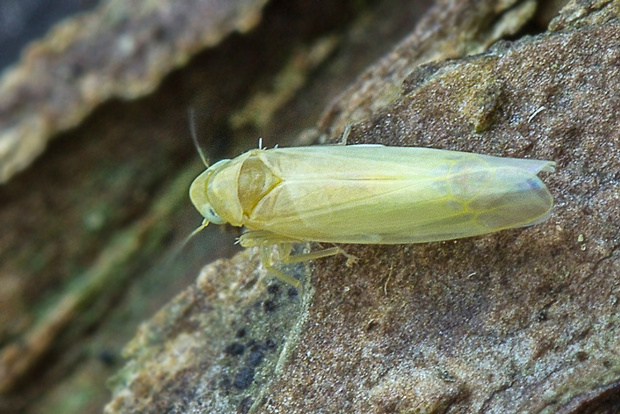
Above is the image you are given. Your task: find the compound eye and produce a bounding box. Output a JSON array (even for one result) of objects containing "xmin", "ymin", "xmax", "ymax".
[{"xmin": 200, "ymin": 204, "xmax": 225, "ymax": 224}]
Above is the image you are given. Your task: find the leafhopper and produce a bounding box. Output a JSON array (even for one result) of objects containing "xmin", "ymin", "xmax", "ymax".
[{"xmin": 189, "ymin": 145, "xmax": 554, "ymax": 286}]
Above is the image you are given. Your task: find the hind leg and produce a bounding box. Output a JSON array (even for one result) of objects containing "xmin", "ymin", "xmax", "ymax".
[{"xmin": 240, "ymin": 231, "xmax": 357, "ymax": 287}]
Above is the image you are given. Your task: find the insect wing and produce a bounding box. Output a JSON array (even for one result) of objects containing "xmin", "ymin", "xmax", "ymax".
[{"xmin": 243, "ymin": 146, "xmax": 554, "ymax": 244}]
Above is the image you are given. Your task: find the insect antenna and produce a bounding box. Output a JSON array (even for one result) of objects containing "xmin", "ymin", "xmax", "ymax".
[
  {"xmin": 188, "ymin": 108, "xmax": 210, "ymax": 167},
  {"xmin": 174, "ymin": 219, "xmax": 210, "ymax": 258}
]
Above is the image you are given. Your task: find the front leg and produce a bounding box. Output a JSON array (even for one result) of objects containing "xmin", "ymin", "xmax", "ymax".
[
  {"xmin": 238, "ymin": 229, "xmax": 300, "ymax": 247},
  {"xmin": 240, "ymin": 230, "xmax": 356, "ymax": 264},
  {"xmin": 240, "ymin": 230, "xmax": 305, "ymax": 288},
  {"xmin": 239, "ymin": 230, "xmax": 358, "ymax": 288}
]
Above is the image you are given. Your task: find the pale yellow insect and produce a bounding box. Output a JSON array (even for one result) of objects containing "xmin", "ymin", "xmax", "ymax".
[{"xmin": 189, "ymin": 144, "xmax": 554, "ymax": 286}]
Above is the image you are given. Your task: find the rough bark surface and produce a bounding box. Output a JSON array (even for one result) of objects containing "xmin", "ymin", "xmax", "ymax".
[
  {"xmin": 0, "ymin": 0, "xmax": 421, "ymax": 412},
  {"xmin": 0, "ymin": 0, "xmax": 269, "ymax": 183},
  {"xmin": 106, "ymin": 0, "xmax": 620, "ymax": 413},
  {"xmin": 2, "ymin": 0, "xmax": 619, "ymax": 413}
]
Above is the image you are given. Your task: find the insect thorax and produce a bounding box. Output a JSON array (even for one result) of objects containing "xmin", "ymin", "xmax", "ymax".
[{"xmin": 237, "ymin": 156, "xmax": 282, "ymax": 215}]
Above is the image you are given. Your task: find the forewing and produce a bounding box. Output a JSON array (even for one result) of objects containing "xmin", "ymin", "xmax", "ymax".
[{"xmin": 245, "ymin": 146, "xmax": 554, "ymax": 244}]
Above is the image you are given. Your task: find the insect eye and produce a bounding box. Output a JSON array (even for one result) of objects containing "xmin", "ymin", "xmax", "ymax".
[{"xmin": 202, "ymin": 204, "xmax": 225, "ymax": 225}]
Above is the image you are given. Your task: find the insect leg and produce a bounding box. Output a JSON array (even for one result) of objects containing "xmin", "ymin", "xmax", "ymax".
[
  {"xmin": 242, "ymin": 231, "xmax": 305, "ymax": 288},
  {"xmin": 241, "ymin": 230, "xmax": 357, "ymax": 266},
  {"xmin": 238, "ymin": 230, "xmax": 300, "ymax": 247},
  {"xmin": 280, "ymin": 245, "xmax": 358, "ymax": 267},
  {"xmin": 242, "ymin": 231, "xmax": 357, "ymax": 288},
  {"xmin": 259, "ymin": 244, "xmax": 356, "ymax": 289},
  {"xmin": 338, "ymin": 124, "xmax": 352, "ymax": 145},
  {"xmin": 260, "ymin": 245, "xmax": 302, "ymax": 289}
]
